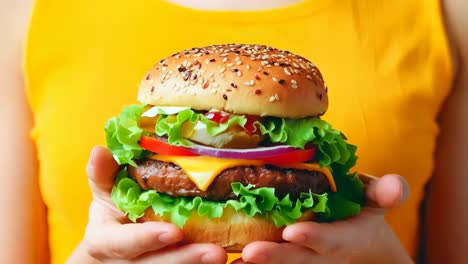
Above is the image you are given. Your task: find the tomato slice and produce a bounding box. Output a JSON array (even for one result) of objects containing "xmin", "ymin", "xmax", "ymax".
[
  {"xmin": 259, "ymin": 147, "xmax": 316, "ymax": 165},
  {"xmin": 244, "ymin": 115, "xmax": 260, "ymax": 135},
  {"xmin": 139, "ymin": 136, "xmax": 198, "ymax": 156},
  {"xmin": 205, "ymin": 111, "xmax": 230, "ymax": 124}
]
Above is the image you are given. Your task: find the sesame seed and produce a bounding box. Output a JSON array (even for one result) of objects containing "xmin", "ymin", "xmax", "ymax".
[
  {"xmin": 272, "ymin": 77, "xmax": 278, "ymax": 82},
  {"xmin": 284, "ymin": 68, "xmax": 292, "ymax": 75},
  {"xmin": 246, "ymin": 64, "xmax": 251, "ymax": 70},
  {"xmin": 220, "ymin": 73, "xmax": 225, "ymax": 78},
  {"xmin": 236, "ymin": 61, "xmax": 242, "ymax": 66},
  {"xmin": 279, "ymin": 79, "xmax": 286, "ymax": 85},
  {"xmin": 292, "ymin": 84, "xmax": 298, "ymax": 89},
  {"xmin": 231, "ymin": 68, "xmax": 239, "ymax": 72},
  {"xmin": 263, "ymin": 71, "xmax": 269, "ymax": 76},
  {"xmin": 255, "ymin": 89, "xmax": 261, "ymax": 95},
  {"xmin": 274, "ymin": 62, "xmax": 280, "ymax": 66},
  {"xmin": 178, "ymin": 67, "xmax": 187, "ymax": 72},
  {"xmin": 269, "ymin": 96, "xmax": 276, "ymax": 102},
  {"xmin": 223, "ymin": 94, "xmax": 228, "ymax": 100},
  {"xmin": 231, "ymin": 83, "xmax": 238, "ymax": 88},
  {"xmin": 162, "ymin": 67, "xmax": 167, "ymax": 72},
  {"xmin": 151, "ymin": 86, "xmax": 155, "ymax": 92},
  {"xmin": 146, "ymin": 74, "xmax": 151, "ymax": 80},
  {"xmin": 306, "ymin": 75, "xmax": 313, "ymax": 80},
  {"xmin": 203, "ymin": 81, "xmax": 209, "ymax": 89},
  {"xmin": 261, "ymin": 61, "xmax": 269, "ymax": 66},
  {"xmin": 291, "ymin": 79, "xmax": 297, "ymax": 84},
  {"xmin": 210, "ymin": 88, "xmax": 217, "ymax": 94},
  {"xmin": 255, "ymin": 75, "xmax": 260, "ymax": 80},
  {"xmin": 182, "ymin": 71, "xmax": 190, "ymax": 81},
  {"xmin": 250, "ymin": 80, "xmax": 255, "ymax": 85},
  {"xmin": 227, "ymin": 63, "xmax": 234, "ymax": 67},
  {"xmin": 210, "ymin": 58, "xmax": 216, "ymax": 62},
  {"xmin": 237, "ymin": 71, "xmax": 242, "ymax": 77},
  {"xmin": 235, "ymin": 56, "xmax": 241, "ymax": 61},
  {"xmin": 219, "ymin": 67, "xmax": 226, "ymax": 73},
  {"xmin": 293, "ymin": 62, "xmax": 300, "ymax": 68},
  {"xmin": 226, "ymin": 89, "xmax": 232, "ymax": 92},
  {"xmin": 222, "ymin": 57, "xmax": 228, "ymax": 63}
]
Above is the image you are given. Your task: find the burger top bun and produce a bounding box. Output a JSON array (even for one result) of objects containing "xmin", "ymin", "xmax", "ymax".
[{"xmin": 138, "ymin": 44, "xmax": 328, "ymax": 118}]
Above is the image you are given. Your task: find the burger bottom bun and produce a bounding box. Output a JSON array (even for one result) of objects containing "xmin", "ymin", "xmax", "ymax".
[{"xmin": 140, "ymin": 207, "xmax": 315, "ymax": 252}]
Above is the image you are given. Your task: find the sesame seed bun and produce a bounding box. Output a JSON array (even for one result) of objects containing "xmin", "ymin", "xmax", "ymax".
[
  {"xmin": 138, "ymin": 44, "xmax": 328, "ymax": 118},
  {"xmin": 140, "ymin": 207, "xmax": 315, "ymax": 252}
]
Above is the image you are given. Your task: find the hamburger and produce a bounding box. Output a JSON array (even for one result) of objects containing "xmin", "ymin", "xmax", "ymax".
[{"xmin": 105, "ymin": 44, "xmax": 364, "ymax": 252}]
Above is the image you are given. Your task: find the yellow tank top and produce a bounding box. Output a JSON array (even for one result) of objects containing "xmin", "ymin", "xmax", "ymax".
[{"xmin": 25, "ymin": 0, "xmax": 453, "ymax": 263}]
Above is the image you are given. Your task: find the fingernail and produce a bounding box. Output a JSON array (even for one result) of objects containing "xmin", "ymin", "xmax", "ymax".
[
  {"xmin": 87, "ymin": 148, "xmax": 99, "ymax": 170},
  {"xmin": 400, "ymin": 178, "xmax": 410, "ymax": 203},
  {"xmin": 158, "ymin": 232, "xmax": 177, "ymax": 243},
  {"xmin": 201, "ymin": 253, "xmax": 217, "ymax": 264}
]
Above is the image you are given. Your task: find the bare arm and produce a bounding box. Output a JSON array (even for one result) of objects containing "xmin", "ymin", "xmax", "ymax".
[
  {"xmin": 0, "ymin": 1, "xmax": 48, "ymax": 263},
  {"xmin": 425, "ymin": 0, "xmax": 468, "ymax": 262}
]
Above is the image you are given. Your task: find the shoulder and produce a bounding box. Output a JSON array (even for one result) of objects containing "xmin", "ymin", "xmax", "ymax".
[
  {"xmin": 0, "ymin": 0, "xmax": 34, "ymax": 71},
  {"xmin": 442, "ymin": 0, "xmax": 468, "ymax": 73}
]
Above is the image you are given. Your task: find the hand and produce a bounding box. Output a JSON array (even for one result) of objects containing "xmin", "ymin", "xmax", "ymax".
[
  {"xmin": 232, "ymin": 174, "xmax": 413, "ymax": 264},
  {"xmin": 67, "ymin": 146, "xmax": 227, "ymax": 264}
]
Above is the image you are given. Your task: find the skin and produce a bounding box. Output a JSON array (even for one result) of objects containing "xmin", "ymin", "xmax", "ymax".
[
  {"xmin": 67, "ymin": 147, "xmax": 227, "ymax": 263},
  {"xmin": 0, "ymin": 0, "xmax": 466, "ymax": 263}
]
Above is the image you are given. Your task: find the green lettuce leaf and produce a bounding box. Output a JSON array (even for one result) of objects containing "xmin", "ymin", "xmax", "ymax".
[
  {"xmin": 155, "ymin": 109, "xmax": 199, "ymax": 146},
  {"xmin": 257, "ymin": 117, "xmax": 358, "ymax": 172},
  {"xmin": 105, "ymin": 104, "xmax": 149, "ymax": 166},
  {"xmin": 111, "ymin": 169, "xmax": 331, "ymax": 228},
  {"xmin": 155, "ymin": 109, "xmax": 248, "ymax": 146}
]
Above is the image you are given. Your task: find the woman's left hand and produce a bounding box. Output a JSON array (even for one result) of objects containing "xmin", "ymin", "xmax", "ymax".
[{"xmin": 232, "ymin": 174, "xmax": 413, "ymax": 264}]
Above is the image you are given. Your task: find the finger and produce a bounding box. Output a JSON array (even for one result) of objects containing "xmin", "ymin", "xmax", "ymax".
[
  {"xmin": 229, "ymin": 258, "xmax": 245, "ymax": 264},
  {"xmin": 363, "ymin": 174, "xmax": 409, "ymax": 210},
  {"xmin": 283, "ymin": 221, "xmax": 358, "ymax": 256},
  {"xmin": 86, "ymin": 146, "xmax": 119, "ymax": 199},
  {"xmin": 86, "ymin": 221, "xmax": 183, "ymax": 260},
  {"xmin": 136, "ymin": 243, "xmax": 227, "ymax": 264},
  {"xmin": 242, "ymin": 242, "xmax": 324, "ymax": 264}
]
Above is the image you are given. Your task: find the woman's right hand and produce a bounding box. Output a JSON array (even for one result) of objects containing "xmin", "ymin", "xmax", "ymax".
[{"xmin": 67, "ymin": 146, "xmax": 227, "ymax": 264}]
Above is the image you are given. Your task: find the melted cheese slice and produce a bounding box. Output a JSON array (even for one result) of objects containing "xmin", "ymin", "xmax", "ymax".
[{"xmin": 150, "ymin": 155, "xmax": 336, "ymax": 192}]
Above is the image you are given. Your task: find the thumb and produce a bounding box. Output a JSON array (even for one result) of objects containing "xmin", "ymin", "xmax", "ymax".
[
  {"xmin": 86, "ymin": 146, "xmax": 120, "ymax": 200},
  {"xmin": 361, "ymin": 173, "xmax": 410, "ymax": 211}
]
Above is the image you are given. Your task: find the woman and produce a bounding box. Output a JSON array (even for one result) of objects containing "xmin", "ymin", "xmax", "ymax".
[{"xmin": 1, "ymin": 0, "xmax": 466, "ymax": 263}]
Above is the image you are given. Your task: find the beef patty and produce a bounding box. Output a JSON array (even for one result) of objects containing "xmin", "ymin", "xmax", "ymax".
[{"xmin": 128, "ymin": 159, "xmax": 330, "ymax": 200}]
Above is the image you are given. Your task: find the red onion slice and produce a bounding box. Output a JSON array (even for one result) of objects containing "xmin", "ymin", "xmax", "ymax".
[{"xmin": 186, "ymin": 143, "xmax": 298, "ymax": 159}]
